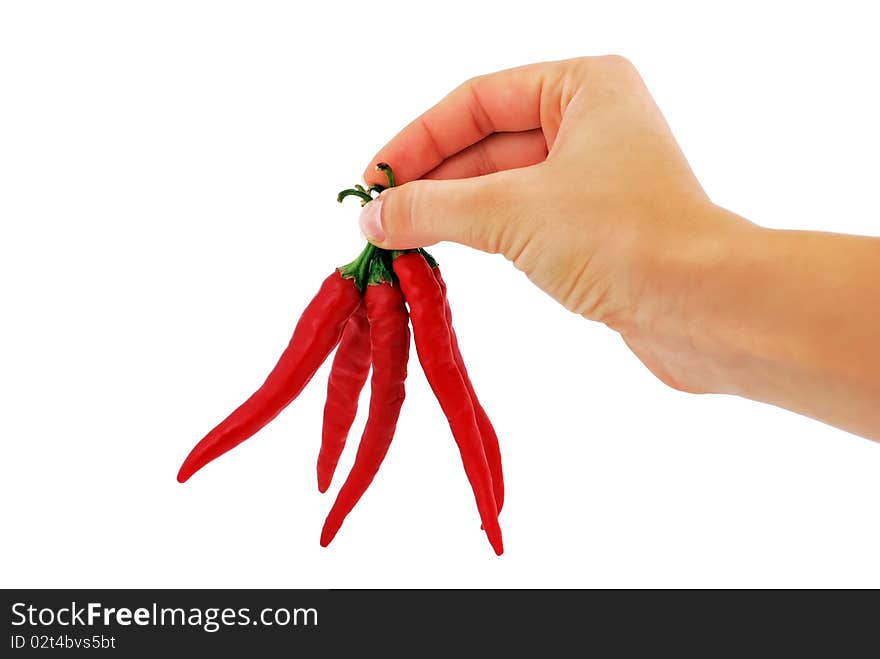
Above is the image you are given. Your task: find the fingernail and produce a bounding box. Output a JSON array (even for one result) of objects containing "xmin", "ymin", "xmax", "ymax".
[{"xmin": 359, "ymin": 198, "xmax": 385, "ymax": 243}]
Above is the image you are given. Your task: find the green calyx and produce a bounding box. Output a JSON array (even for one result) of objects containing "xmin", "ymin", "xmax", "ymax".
[
  {"xmin": 337, "ymin": 244, "xmax": 395, "ymax": 291},
  {"xmin": 337, "ymin": 163, "xmax": 437, "ymax": 291},
  {"xmin": 367, "ymin": 250, "xmax": 394, "ymax": 286},
  {"xmin": 338, "ymin": 243, "xmax": 379, "ymax": 292}
]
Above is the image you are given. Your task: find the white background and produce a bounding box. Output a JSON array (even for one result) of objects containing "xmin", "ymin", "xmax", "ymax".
[{"xmin": 2, "ymin": 0, "xmax": 879, "ymax": 588}]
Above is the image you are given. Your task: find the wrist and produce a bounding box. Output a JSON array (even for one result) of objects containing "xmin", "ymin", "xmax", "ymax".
[{"xmin": 617, "ymin": 202, "xmax": 762, "ymax": 394}]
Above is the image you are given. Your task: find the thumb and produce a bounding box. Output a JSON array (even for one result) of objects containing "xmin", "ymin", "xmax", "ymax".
[{"xmin": 358, "ymin": 170, "xmax": 526, "ymax": 253}]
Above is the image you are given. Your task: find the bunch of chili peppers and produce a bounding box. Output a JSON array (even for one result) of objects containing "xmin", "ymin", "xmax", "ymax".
[{"xmin": 177, "ymin": 164, "xmax": 504, "ymax": 555}]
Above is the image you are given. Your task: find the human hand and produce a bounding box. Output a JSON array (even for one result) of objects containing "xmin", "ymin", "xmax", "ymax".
[
  {"xmin": 359, "ymin": 56, "xmax": 744, "ymax": 332},
  {"xmin": 359, "ymin": 57, "xmax": 880, "ymax": 440}
]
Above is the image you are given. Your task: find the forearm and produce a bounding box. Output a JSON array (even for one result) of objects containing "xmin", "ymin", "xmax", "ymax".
[{"xmin": 624, "ymin": 205, "xmax": 880, "ymax": 440}]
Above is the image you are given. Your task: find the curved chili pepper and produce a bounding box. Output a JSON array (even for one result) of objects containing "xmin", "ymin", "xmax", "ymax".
[
  {"xmin": 432, "ymin": 265, "xmax": 505, "ymax": 513},
  {"xmin": 316, "ymin": 304, "xmax": 372, "ymax": 493},
  {"xmin": 320, "ymin": 279, "xmax": 410, "ymax": 546},
  {"xmin": 177, "ymin": 270, "xmax": 362, "ymax": 483},
  {"xmin": 393, "ymin": 251, "xmax": 503, "ymax": 555}
]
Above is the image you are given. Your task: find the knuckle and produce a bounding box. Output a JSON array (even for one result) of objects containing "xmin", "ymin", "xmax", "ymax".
[
  {"xmin": 575, "ymin": 54, "xmax": 640, "ymax": 102},
  {"xmin": 568, "ymin": 56, "xmax": 594, "ymax": 74},
  {"xmin": 575, "ymin": 54, "xmax": 637, "ymax": 82},
  {"xmin": 463, "ymin": 73, "xmax": 486, "ymax": 89},
  {"xmin": 598, "ymin": 53, "xmax": 635, "ymax": 71},
  {"xmin": 454, "ymin": 75, "xmax": 483, "ymax": 104}
]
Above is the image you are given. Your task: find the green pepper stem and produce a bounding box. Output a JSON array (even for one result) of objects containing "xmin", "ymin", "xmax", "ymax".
[
  {"xmin": 376, "ymin": 162, "xmax": 396, "ymax": 188},
  {"xmin": 337, "ymin": 164, "xmax": 402, "ymax": 289},
  {"xmin": 337, "ymin": 188, "xmax": 373, "ymax": 205}
]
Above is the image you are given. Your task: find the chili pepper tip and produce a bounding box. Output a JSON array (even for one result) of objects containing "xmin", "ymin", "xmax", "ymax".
[
  {"xmin": 176, "ymin": 459, "xmax": 199, "ymax": 483},
  {"xmin": 319, "ymin": 523, "xmax": 339, "ymax": 547}
]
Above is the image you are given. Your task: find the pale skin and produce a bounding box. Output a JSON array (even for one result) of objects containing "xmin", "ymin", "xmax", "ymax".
[{"xmin": 358, "ymin": 56, "xmax": 880, "ymax": 441}]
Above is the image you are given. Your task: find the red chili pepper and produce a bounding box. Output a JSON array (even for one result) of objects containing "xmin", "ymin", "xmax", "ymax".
[
  {"xmin": 432, "ymin": 265, "xmax": 504, "ymax": 513},
  {"xmin": 393, "ymin": 251, "xmax": 503, "ymax": 555},
  {"xmin": 317, "ymin": 304, "xmax": 372, "ymax": 493},
  {"xmin": 179, "ymin": 164, "xmax": 509, "ymax": 556},
  {"xmin": 320, "ymin": 279, "xmax": 410, "ymax": 546},
  {"xmin": 177, "ymin": 270, "xmax": 362, "ymax": 483}
]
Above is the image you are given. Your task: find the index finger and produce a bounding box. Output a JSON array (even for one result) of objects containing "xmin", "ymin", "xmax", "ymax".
[{"xmin": 363, "ymin": 61, "xmax": 554, "ymax": 186}]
